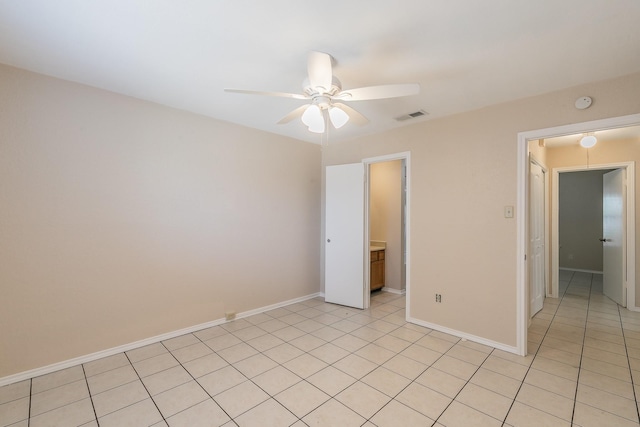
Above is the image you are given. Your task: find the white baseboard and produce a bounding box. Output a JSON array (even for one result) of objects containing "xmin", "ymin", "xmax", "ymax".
[
  {"xmin": 381, "ymin": 287, "xmax": 406, "ymax": 295},
  {"xmin": 559, "ymin": 267, "xmax": 603, "ymax": 274},
  {"xmin": 406, "ymin": 316, "xmax": 520, "ymax": 356},
  {"xmin": 0, "ymin": 292, "xmax": 323, "ymax": 387}
]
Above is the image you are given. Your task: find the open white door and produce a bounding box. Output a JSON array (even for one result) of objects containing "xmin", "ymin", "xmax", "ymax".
[
  {"xmin": 529, "ymin": 161, "xmax": 545, "ymax": 316},
  {"xmin": 603, "ymin": 169, "xmax": 626, "ymax": 307},
  {"xmin": 325, "ymin": 163, "xmax": 365, "ymax": 309}
]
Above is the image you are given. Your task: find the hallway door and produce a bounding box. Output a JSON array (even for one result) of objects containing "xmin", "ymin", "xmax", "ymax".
[
  {"xmin": 529, "ymin": 161, "xmax": 545, "ymax": 316},
  {"xmin": 603, "ymin": 169, "xmax": 626, "ymax": 307}
]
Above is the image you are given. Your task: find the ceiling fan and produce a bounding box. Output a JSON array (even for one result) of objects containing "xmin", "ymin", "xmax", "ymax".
[{"xmin": 225, "ymin": 51, "xmax": 420, "ymax": 133}]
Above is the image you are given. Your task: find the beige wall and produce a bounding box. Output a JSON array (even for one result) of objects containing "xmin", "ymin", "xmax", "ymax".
[
  {"xmin": 0, "ymin": 64, "xmax": 321, "ymax": 378},
  {"xmin": 323, "ymin": 72, "xmax": 640, "ymax": 348},
  {"xmin": 370, "ymin": 160, "xmax": 403, "ymax": 290},
  {"xmin": 558, "ymin": 170, "xmax": 608, "ymax": 271}
]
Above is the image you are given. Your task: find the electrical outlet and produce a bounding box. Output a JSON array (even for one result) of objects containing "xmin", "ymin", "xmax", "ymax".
[
  {"xmin": 435, "ymin": 294, "xmax": 442, "ymax": 303},
  {"xmin": 225, "ymin": 311, "xmax": 236, "ymax": 321}
]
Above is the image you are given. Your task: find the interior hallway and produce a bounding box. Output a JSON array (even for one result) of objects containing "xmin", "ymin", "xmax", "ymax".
[{"xmin": 1, "ymin": 273, "xmax": 639, "ymax": 426}]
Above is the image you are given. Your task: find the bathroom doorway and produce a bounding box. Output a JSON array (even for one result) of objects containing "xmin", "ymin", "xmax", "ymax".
[{"xmin": 364, "ymin": 152, "xmax": 410, "ymax": 313}]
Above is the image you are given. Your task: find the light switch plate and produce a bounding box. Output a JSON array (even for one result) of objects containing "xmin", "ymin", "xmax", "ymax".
[{"xmin": 504, "ymin": 206, "xmax": 514, "ymax": 218}]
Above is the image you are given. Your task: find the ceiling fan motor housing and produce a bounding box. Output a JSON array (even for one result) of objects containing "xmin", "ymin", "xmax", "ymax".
[{"xmin": 303, "ymin": 76, "xmax": 342, "ymax": 98}]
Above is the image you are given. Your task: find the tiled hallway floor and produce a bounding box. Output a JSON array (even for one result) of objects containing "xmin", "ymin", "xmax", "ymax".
[{"xmin": 1, "ymin": 271, "xmax": 640, "ymax": 426}]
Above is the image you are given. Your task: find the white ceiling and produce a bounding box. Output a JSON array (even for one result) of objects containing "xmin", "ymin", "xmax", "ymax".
[{"xmin": 1, "ymin": 0, "xmax": 639, "ymax": 144}]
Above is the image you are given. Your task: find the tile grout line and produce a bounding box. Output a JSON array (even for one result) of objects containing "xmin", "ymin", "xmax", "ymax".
[
  {"xmin": 221, "ymin": 294, "xmax": 417, "ymax": 424},
  {"xmin": 569, "ymin": 271, "xmax": 593, "ymax": 426},
  {"xmin": 164, "ymin": 336, "xmax": 266, "ymax": 425},
  {"xmin": 81, "ymin": 364, "xmax": 100, "ymax": 427},
  {"xmin": 123, "ymin": 351, "xmax": 168, "ymax": 426},
  {"xmin": 27, "ymin": 378, "xmax": 32, "ymax": 427},
  {"xmin": 429, "ymin": 346, "xmax": 494, "ymax": 426},
  {"xmin": 617, "ymin": 298, "xmax": 640, "ymax": 423},
  {"xmin": 499, "ymin": 270, "xmax": 574, "ymax": 426},
  {"xmin": 363, "ymin": 335, "xmax": 464, "ymax": 426}
]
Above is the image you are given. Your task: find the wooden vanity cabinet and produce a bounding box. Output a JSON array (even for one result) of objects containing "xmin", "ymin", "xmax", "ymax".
[{"xmin": 370, "ymin": 249, "xmax": 385, "ymax": 291}]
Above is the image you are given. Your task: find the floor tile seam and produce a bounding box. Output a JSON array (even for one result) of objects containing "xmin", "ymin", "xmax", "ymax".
[
  {"xmin": 423, "ymin": 348, "xmax": 499, "ymax": 426},
  {"xmin": 0, "ymin": 390, "xmax": 30, "ymax": 407},
  {"xmin": 477, "ymin": 364, "xmax": 530, "ymax": 383},
  {"xmin": 26, "ymin": 396, "xmax": 95, "ymax": 423},
  {"xmin": 576, "ymin": 381, "xmax": 638, "ymax": 406},
  {"xmin": 572, "ymin": 396, "xmax": 640, "ymax": 424},
  {"xmin": 581, "ymin": 342, "xmax": 631, "ymax": 358},
  {"xmin": 93, "ymin": 396, "xmax": 158, "ymax": 423},
  {"xmin": 578, "ymin": 359, "xmax": 634, "ymax": 383},
  {"xmin": 80, "ymin": 364, "xmax": 99, "ymax": 426},
  {"xmin": 83, "ymin": 363, "xmax": 134, "ymax": 380},
  {"xmin": 517, "ymin": 381, "xmax": 580, "ymax": 405},
  {"xmin": 29, "ymin": 375, "xmax": 89, "ymax": 397},
  {"xmin": 123, "ymin": 348, "xmax": 166, "ymax": 425},
  {"xmin": 508, "ymin": 398, "xmax": 573, "ymax": 424},
  {"xmin": 617, "ymin": 305, "xmax": 640, "ymax": 422},
  {"xmin": 28, "ymin": 380, "xmax": 93, "ymax": 418},
  {"xmin": 585, "ymin": 329, "xmax": 628, "ymax": 348},
  {"xmin": 267, "ymin": 380, "xmax": 329, "ymax": 420},
  {"xmin": 88, "ymin": 375, "xmax": 142, "ymax": 398},
  {"xmin": 503, "ymin": 270, "xmax": 571, "ymax": 426},
  {"xmin": 26, "ymin": 378, "xmax": 31, "ymax": 427},
  {"xmin": 569, "ymin": 272, "xmax": 595, "ymax": 426},
  {"xmin": 441, "ymin": 346, "xmax": 491, "ymax": 372},
  {"xmin": 361, "ymin": 394, "xmax": 432, "ymax": 426},
  {"xmin": 157, "ymin": 338, "xmax": 249, "ymax": 424},
  {"xmin": 127, "ymin": 350, "xmax": 171, "ymax": 365}
]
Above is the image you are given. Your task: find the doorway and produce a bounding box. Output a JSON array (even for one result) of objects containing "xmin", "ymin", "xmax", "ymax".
[
  {"xmin": 364, "ymin": 152, "xmax": 411, "ymax": 313},
  {"xmin": 368, "ymin": 160, "xmax": 406, "ymax": 295},
  {"xmin": 516, "ymin": 113, "xmax": 640, "ymax": 356},
  {"xmin": 324, "ymin": 152, "xmax": 411, "ymax": 313},
  {"xmin": 552, "ymin": 164, "xmax": 633, "ymax": 307}
]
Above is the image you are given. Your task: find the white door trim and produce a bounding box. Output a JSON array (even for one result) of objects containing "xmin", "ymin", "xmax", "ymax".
[
  {"xmin": 517, "ymin": 113, "xmax": 640, "ymax": 356},
  {"xmin": 363, "ymin": 152, "xmax": 411, "ymax": 316},
  {"xmin": 551, "ymin": 162, "xmax": 634, "ymax": 305}
]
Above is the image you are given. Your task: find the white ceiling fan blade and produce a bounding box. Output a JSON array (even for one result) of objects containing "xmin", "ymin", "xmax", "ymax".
[
  {"xmin": 224, "ymin": 88, "xmax": 308, "ymax": 100},
  {"xmin": 307, "ymin": 51, "xmax": 333, "ymax": 93},
  {"xmin": 337, "ymin": 83, "xmax": 420, "ymax": 101},
  {"xmin": 277, "ymin": 104, "xmax": 309, "ymax": 124},
  {"xmin": 332, "ymin": 103, "xmax": 369, "ymax": 126}
]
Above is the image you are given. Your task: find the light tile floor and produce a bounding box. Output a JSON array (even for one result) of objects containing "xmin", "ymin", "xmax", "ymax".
[{"xmin": 1, "ymin": 270, "xmax": 639, "ymax": 426}]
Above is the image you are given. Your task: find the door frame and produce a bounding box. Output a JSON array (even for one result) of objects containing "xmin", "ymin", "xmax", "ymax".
[
  {"xmin": 551, "ymin": 163, "xmax": 634, "ymax": 303},
  {"xmin": 363, "ymin": 152, "xmax": 411, "ymax": 314},
  {"xmin": 517, "ymin": 113, "xmax": 640, "ymax": 356}
]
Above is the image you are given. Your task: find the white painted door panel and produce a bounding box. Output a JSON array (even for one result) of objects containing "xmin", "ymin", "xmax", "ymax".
[
  {"xmin": 529, "ymin": 161, "xmax": 545, "ymax": 316},
  {"xmin": 603, "ymin": 169, "xmax": 626, "ymax": 307},
  {"xmin": 325, "ymin": 163, "xmax": 365, "ymax": 309}
]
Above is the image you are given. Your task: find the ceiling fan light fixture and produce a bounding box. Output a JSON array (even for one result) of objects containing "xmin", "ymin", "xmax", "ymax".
[
  {"xmin": 580, "ymin": 134, "xmax": 597, "ymax": 148},
  {"xmin": 301, "ymin": 104, "xmax": 322, "ymax": 125},
  {"xmin": 329, "ymin": 106, "xmax": 349, "ymax": 129},
  {"xmin": 301, "ymin": 105, "xmax": 325, "ymax": 133}
]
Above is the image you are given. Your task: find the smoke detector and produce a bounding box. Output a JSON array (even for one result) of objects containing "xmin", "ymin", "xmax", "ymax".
[{"xmin": 574, "ymin": 96, "xmax": 593, "ymax": 110}]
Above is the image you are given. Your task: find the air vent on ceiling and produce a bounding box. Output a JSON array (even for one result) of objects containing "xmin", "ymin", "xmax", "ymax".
[{"xmin": 395, "ymin": 110, "xmax": 428, "ymax": 122}]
